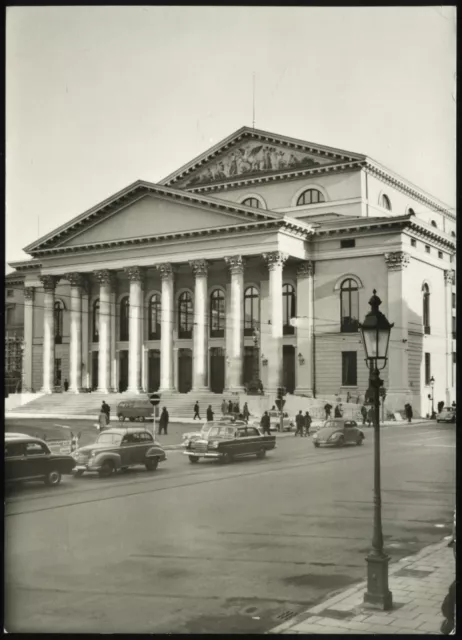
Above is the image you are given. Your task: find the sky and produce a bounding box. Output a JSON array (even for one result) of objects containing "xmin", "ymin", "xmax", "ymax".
[{"xmin": 6, "ymin": 6, "xmax": 456, "ymax": 269}]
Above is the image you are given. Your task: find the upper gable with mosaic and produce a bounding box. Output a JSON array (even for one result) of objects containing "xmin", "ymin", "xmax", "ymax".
[{"xmin": 182, "ymin": 140, "xmax": 334, "ymax": 187}]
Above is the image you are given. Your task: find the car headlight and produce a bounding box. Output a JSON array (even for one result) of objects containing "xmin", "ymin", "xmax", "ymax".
[
  {"xmin": 312, "ymin": 433, "xmax": 318, "ymax": 440},
  {"xmin": 89, "ymin": 451, "xmax": 97, "ymax": 458},
  {"xmin": 209, "ymin": 441, "xmax": 219, "ymax": 449}
]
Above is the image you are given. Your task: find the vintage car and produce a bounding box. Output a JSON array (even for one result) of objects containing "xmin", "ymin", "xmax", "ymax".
[
  {"xmin": 436, "ymin": 407, "xmax": 456, "ymax": 423},
  {"xmin": 184, "ymin": 422, "xmax": 276, "ymax": 463},
  {"xmin": 72, "ymin": 427, "xmax": 167, "ymax": 477},
  {"xmin": 250, "ymin": 411, "xmax": 294, "ymax": 433},
  {"xmin": 117, "ymin": 398, "xmax": 154, "ymax": 422},
  {"xmin": 312, "ymin": 419, "xmax": 365, "ymax": 448},
  {"xmin": 5, "ymin": 434, "xmax": 76, "ymax": 486}
]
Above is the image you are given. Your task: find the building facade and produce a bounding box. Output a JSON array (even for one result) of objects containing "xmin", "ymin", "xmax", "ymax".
[{"xmin": 7, "ymin": 127, "xmax": 456, "ymax": 415}]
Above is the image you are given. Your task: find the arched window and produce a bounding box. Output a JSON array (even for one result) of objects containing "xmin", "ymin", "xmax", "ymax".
[
  {"xmin": 148, "ymin": 294, "xmax": 161, "ymax": 339},
  {"xmin": 431, "ymin": 220, "xmax": 437, "ymax": 228},
  {"xmin": 92, "ymin": 299, "xmax": 100, "ymax": 342},
  {"xmin": 422, "ymin": 283, "xmax": 430, "ymax": 334},
  {"xmin": 120, "ymin": 296, "xmax": 130, "ymax": 341},
  {"xmin": 178, "ymin": 291, "xmax": 193, "ymax": 338},
  {"xmin": 54, "ymin": 300, "xmax": 64, "ymax": 344},
  {"xmin": 244, "ymin": 286, "xmax": 260, "ymax": 336},
  {"xmin": 340, "ymin": 279, "xmax": 359, "ymax": 333},
  {"xmin": 283, "ymin": 284, "xmax": 296, "ymax": 335},
  {"xmin": 210, "ymin": 289, "xmax": 225, "ymax": 337},
  {"xmin": 242, "ymin": 197, "xmax": 261, "ymax": 208},
  {"xmin": 381, "ymin": 194, "xmax": 392, "ymax": 210},
  {"xmin": 296, "ymin": 189, "xmax": 325, "ymax": 206}
]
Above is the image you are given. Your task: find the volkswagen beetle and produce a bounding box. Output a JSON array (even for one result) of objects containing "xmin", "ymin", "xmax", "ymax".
[{"xmin": 312, "ymin": 419, "xmax": 365, "ymax": 448}]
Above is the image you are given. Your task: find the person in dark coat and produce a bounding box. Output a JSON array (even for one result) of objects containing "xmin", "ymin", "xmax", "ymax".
[
  {"xmin": 334, "ymin": 404, "xmax": 342, "ymax": 418},
  {"xmin": 193, "ymin": 401, "xmax": 201, "ymax": 420},
  {"xmin": 101, "ymin": 401, "xmax": 110, "ymax": 425},
  {"xmin": 324, "ymin": 403, "xmax": 332, "ymax": 420},
  {"xmin": 63, "ymin": 378, "xmax": 69, "ymax": 392},
  {"xmin": 233, "ymin": 400, "xmax": 240, "ymax": 414},
  {"xmin": 295, "ymin": 410, "xmax": 305, "ymax": 437},
  {"xmin": 243, "ymin": 402, "xmax": 250, "ymax": 422},
  {"xmin": 367, "ymin": 406, "xmax": 374, "ymax": 427},
  {"xmin": 304, "ymin": 411, "xmax": 312, "ymax": 436},
  {"xmin": 437, "ymin": 400, "xmax": 445, "ymax": 414},
  {"xmin": 206, "ymin": 405, "xmax": 214, "ymax": 421},
  {"xmin": 405, "ymin": 403, "xmax": 413, "ymax": 423},
  {"xmin": 360, "ymin": 405, "xmax": 368, "ymax": 425},
  {"xmin": 159, "ymin": 407, "xmax": 169, "ymax": 435},
  {"xmin": 228, "ymin": 400, "xmax": 233, "ymax": 414},
  {"xmin": 260, "ymin": 411, "xmax": 271, "ymax": 435}
]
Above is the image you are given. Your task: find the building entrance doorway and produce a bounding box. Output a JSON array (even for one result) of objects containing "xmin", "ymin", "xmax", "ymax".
[
  {"xmin": 54, "ymin": 358, "xmax": 62, "ymax": 387},
  {"xmin": 283, "ymin": 345, "xmax": 296, "ymax": 394},
  {"xmin": 210, "ymin": 347, "xmax": 225, "ymax": 393},
  {"xmin": 119, "ymin": 351, "xmax": 129, "ymax": 392},
  {"xmin": 91, "ymin": 351, "xmax": 98, "ymax": 390},
  {"xmin": 178, "ymin": 348, "xmax": 192, "ymax": 393},
  {"xmin": 243, "ymin": 346, "xmax": 257, "ymax": 386},
  {"xmin": 148, "ymin": 349, "xmax": 160, "ymax": 392}
]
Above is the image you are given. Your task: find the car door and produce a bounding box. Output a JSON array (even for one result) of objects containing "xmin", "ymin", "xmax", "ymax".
[
  {"xmin": 5, "ymin": 441, "xmax": 27, "ymax": 481},
  {"xmin": 120, "ymin": 433, "xmax": 135, "ymax": 465},
  {"xmin": 138, "ymin": 431, "xmax": 153, "ymax": 462},
  {"xmin": 244, "ymin": 426, "xmax": 263, "ymax": 453},
  {"xmin": 23, "ymin": 441, "xmax": 50, "ymax": 478}
]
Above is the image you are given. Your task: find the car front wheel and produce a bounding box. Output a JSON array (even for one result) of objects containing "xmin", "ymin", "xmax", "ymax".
[
  {"xmin": 356, "ymin": 435, "xmax": 364, "ymax": 446},
  {"xmin": 314, "ymin": 442, "xmax": 320, "ymax": 448},
  {"xmin": 189, "ymin": 455, "xmax": 199, "ymax": 464},
  {"xmin": 75, "ymin": 469, "xmax": 85, "ymax": 477},
  {"xmin": 99, "ymin": 460, "xmax": 114, "ymax": 478},
  {"xmin": 44, "ymin": 469, "xmax": 62, "ymax": 486},
  {"xmin": 336, "ymin": 435, "xmax": 345, "ymax": 447},
  {"xmin": 145, "ymin": 458, "xmax": 158, "ymax": 471},
  {"xmin": 118, "ymin": 414, "xmax": 125, "ymax": 422},
  {"xmin": 256, "ymin": 448, "xmax": 266, "ymax": 459}
]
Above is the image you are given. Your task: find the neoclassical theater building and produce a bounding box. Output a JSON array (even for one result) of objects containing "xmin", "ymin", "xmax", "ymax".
[{"xmin": 8, "ymin": 127, "xmax": 456, "ymax": 415}]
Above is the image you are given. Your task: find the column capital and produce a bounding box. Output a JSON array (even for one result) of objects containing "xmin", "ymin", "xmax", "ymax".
[
  {"xmin": 94, "ymin": 269, "xmax": 116, "ymax": 287},
  {"xmin": 296, "ymin": 261, "xmax": 314, "ymax": 278},
  {"xmin": 263, "ymin": 251, "xmax": 288, "ymax": 271},
  {"xmin": 190, "ymin": 259, "xmax": 208, "ymax": 277},
  {"xmin": 224, "ymin": 255, "xmax": 245, "ymax": 274},
  {"xmin": 24, "ymin": 286, "xmax": 35, "ymax": 300},
  {"xmin": 125, "ymin": 266, "xmax": 145, "ymax": 283},
  {"xmin": 384, "ymin": 252, "xmax": 410, "ymax": 271},
  {"xmin": 64, "ymin": 272, "xmax": 87, "ymax": 290},
  {"xmin": 40, "ymin": 275, "xmax": 59, "ymax": 292},
  {"xmin": 156, "ymin": 263, "xmax": 175, "ymax": 280},
  {"xmin": 444, "ymin": 269, "xmax": 455, "ymax": 285}
]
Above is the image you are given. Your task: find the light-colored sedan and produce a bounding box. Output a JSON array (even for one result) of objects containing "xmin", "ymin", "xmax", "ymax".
[
  {"xmin": 312, "ymin": 419, "xmax": 365, "ymax": 448},
  {"xmin": 267, "ymin": 411, "xmax": 294, "ymax": 432},
  {"xmin": 436, "ymin": 407, "xmax": 456, "ymax": 423}
]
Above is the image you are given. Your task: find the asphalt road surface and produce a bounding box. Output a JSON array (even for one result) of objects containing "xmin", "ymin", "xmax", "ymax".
[{"xmin": 5, "ymin": 421, "xmax": 455, "ymax": 634}]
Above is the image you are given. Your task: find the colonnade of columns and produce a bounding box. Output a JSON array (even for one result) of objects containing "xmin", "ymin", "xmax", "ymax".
[{"xmin": 35, "ymin": 253, "xmax": 314, "ymax": 395}]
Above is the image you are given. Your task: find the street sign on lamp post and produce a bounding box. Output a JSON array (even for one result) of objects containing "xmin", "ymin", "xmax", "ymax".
[
  {"xmin": 148, "ymin": 393, "xmax": 161, "ymax": 437},
  {"xmin": 359, "ymin": 290, "xmax": 394, "ymax": 611}
]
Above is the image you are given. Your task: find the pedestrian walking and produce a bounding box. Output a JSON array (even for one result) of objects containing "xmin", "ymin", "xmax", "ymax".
[
  {"xmin": 334, "ymin": 403, "xmax": 343, "ymax": 418},
  {"xmin": 233, "ymin": 400, "xmax": 240, "ymax": 414},
  {"xmin": 101, "ymin": 401, "xmax": 110, "ymax": 425},
  {"xmin": 63, "ymin": 378, "xmax": 69, "ymax": 392},
  {"xmin": 324, "ymin": 403, "xmax": 332, "ymax": 420},
  {"xmin": 295, "ymin": 410, "xmax": 305, "ymax": 436},
  {"xmin": 206, "ymin": 405, "xmax": 214, "ymax": 421},
  {"xmin": 260, "ymin": 411, "xmax": 271, "ymax": 435},
  {"xmin": 98, "ymin": 410, "xmax": 107, "ymax": 431},
  {"xmin": 304, "ymin": 411, "xmax": 312, "ymax": 436},
  {"xmin": 221, "ymin": 399, "xmax": 227, "ymax": 416},
  {"xmin": 159, "ymin": 407, "xmax": 169, "ymax": 435},
  {"xmin": 360, "ymin": 405, "xmax": 368, "ymax": 425},
  {"xmin": 405, "ymin": 403, "xmax": 413, "ymax": 423},
  {"xmin": 243, "ymin": 402, "xmax": 250, "ymax": 422},
  {"xmin": 367, "ymin": 406, "xmax": 374, "ymax": 427},
  {"xmin": 193, "ymin": 401, "xmax": 201, "ymax": 420}
]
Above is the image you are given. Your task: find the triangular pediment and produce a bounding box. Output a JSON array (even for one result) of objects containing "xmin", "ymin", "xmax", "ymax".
[
  {"xmin": 24, "ymin": 181, "xmax": 280, "ymax": 255},
  {"xmin": 161, "ymin": 126, "xmax": 366, "ymax": 189}
]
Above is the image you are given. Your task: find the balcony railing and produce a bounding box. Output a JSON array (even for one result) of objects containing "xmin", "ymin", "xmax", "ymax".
[{"xmin": 341, "ymin": 318, "xmax": 359, "ymax": 333}]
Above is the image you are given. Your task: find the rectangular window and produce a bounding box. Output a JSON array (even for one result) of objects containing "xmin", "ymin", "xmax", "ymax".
[
  {"xmin": 438, "ymin": 250, "xmax": 443, "ymax": 259},
  {"xmin": 453, "ymin": 353, "xmax": 456, "ymax": 386},
  {"xmin": 340, "ymin": 238, "xmax": 355, "ymax": 249},
  {"xmin": 6, "ymin": 289, "xmax": 14, "ymax": 297},
  {"xmin": 452, "ymin": 315, "xmax": 456, "ymax": 340},
  {"xmin": 425, "ymin": 245, "xmax": 431, "ymax": 254},
  {"xmin": 342, "ymin": 352, "xmax": 357, "ymax": 386},
  {"xmin": 410, "ymin": 238, "xmax": 417, "ymax": 247},
  {"xmin": 452, "ymin": 293, "xmax": 456, "ymax": 309},
  {"xmin": 424, "ymin": 353, "xmax": 431, "ymax": 385}
]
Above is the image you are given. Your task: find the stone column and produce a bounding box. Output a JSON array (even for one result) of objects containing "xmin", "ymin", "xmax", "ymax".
[
  {"xmin": 444, "ymin": 270, "xmax": 455, "ymax": 405},
  {"xmin": 295, "ymin": 261, "xmax": 315, "ymax": 396},
  {"xmin": 40, "ymin": 276, "xmax": 59, "ymax": 394},
  {"xmin": 263, "ymin": 252, "xmax": 288, "ymax": 392},
  {"xmin": 384, "ymin": 252, "xmax": 411, "ymax": 409},
  {"xmin": 173, "ymin": 347, "xmax": 179, "ymax": 391},
  {"xmin": 224, "ymin": 256, "xmax": 245, "ymax": 391},
  {"xmin": 64, "ymin": 272, "xmax": 86, "ymax": 393},
  {"xmin": 23, "ymin": 287, "xmax": 35, "ymax": 391},
  {"xmin": 126, "ymin": 266, "xmax": 144, "ymax": 393},
  {"xmin": 157, "ymin": 263, "xmax": 175, "ymax": 391},
  {"xmin": 190, "ymin": 259, "xmax": 209, "ymax": 390},
  {"xmin": 94, "ymin": 270, "xmax": 115, "ymax": 394}
]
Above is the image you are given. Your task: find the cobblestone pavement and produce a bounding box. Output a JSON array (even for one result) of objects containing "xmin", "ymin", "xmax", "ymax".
[{"xmin": 269, "ymin": 539, "xmax": 454, "ymax": 635}]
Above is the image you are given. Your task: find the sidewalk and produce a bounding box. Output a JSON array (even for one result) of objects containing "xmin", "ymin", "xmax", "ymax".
[{"xmin": 269, "ymin": 539, "xmax": 454, "ymax": 635}]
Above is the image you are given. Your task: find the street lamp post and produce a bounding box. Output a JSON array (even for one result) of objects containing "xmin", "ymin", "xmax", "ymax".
[
  {"xmin": 359, "ymin": 290, "xmax": 394, "ymax": 611},
  {"xmin": 430, "ymin": 376, "xmax": 435, "ymax": 419}
]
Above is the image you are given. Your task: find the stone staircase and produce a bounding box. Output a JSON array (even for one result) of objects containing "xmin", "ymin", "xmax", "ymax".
[{"xmin": 154, "ymin": 391, "xmax": 230, "ymax": 419}]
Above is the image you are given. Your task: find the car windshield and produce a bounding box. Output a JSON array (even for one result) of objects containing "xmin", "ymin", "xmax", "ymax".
[
  {"xmin": 96, "ymin": 433, "xmax": 123, "ymax": 445},
  {"xmin": 324, "ymin": 420, "xmax": 342, "ymax": 429},
  {"xmin": 207, "ymin": 426, "xmax": 235, "ymax": 439}
]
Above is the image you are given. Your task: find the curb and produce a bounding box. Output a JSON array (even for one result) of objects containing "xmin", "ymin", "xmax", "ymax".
[{"xmin": 267, "ymin": 538, "xmax": 450, "ymax": 634}]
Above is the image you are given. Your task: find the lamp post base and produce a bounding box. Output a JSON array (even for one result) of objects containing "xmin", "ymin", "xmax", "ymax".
[{"xmin": 363, "ymin": 553, "xmax": 393, "ymax": 610}]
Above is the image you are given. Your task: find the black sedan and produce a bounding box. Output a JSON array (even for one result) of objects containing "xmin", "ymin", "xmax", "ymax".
[
  {"xmin": 5, "ymin": 434, "xmax": 76, "ymax": 486},
  {"xmin": 184, "ymin": 422, "xmax": 276, "ymax": 463}
]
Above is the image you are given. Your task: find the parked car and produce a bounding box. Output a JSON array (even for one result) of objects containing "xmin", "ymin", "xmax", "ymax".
[
  {"xmin": 184, "ymin": 422, "xmax": 276, "ymax": 463},
  {"xmin": 5, "ymin": 434, "xmax": 76, "ymax": 487},
  {"xmin": 312, "ymin": 419, "xmax": 365, "ymax": 448},
  {"xmin": 437, "ymin": 407, "xmax": 456, "ymax": 423},
  {"xmin": 72, "ymin": 427, "xmax": 166, "ymax": 477},
  {"xmin": 117, "ymin": 398, "xmax": 153, "ymax": 422},
  {"xmin": 250, "ymin": 411, "xmax": 294, "ymax": 433}
]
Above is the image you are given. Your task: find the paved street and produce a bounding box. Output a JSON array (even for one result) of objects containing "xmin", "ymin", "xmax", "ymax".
[{"xmin": 5, "ymin": 421, "xmax": 455, "ymax": 634}]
